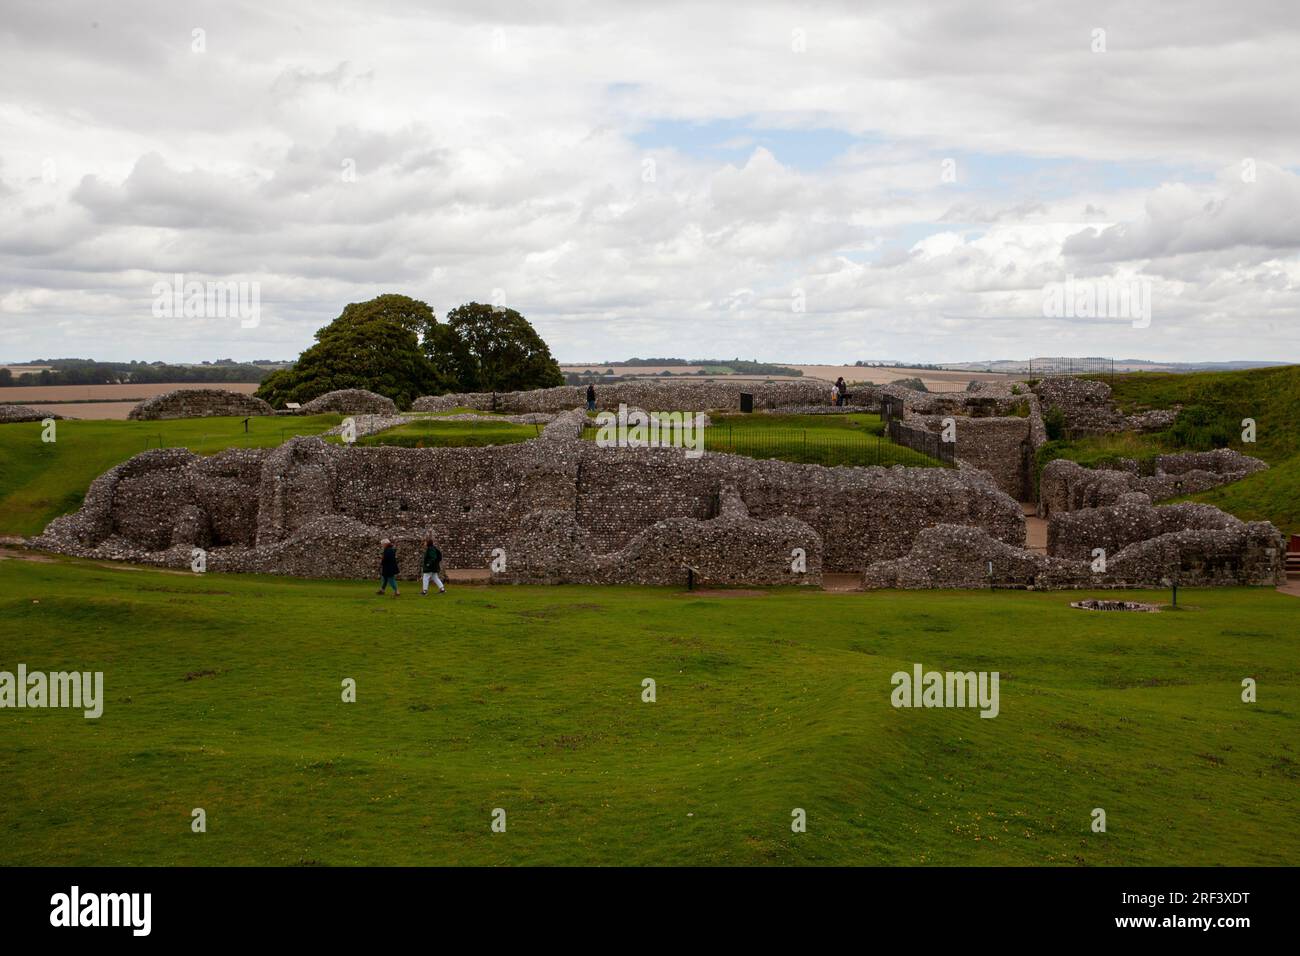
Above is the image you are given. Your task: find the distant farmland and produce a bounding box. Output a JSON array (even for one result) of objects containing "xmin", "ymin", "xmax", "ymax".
[{"xmin": 0, "ymin": 382, "xmax": 261, "ymax": 419}]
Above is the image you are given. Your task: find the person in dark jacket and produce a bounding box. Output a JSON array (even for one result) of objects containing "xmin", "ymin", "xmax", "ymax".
[
  {"xmin": 377, "ymin": 538, "xmax": 400, "ymax": 597},
  {"xmin": 586, "ymin": 383, "xmax": 596, "ymax": 412},
  {"xmin": 421, "ymin": 537, "xmax": 446, "ymax": 595}
]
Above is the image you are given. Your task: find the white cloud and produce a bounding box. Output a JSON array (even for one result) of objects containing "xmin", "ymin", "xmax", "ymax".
[{"xmin": 0, "ymin": 0, "xmax": 1298, "ymax": 363}]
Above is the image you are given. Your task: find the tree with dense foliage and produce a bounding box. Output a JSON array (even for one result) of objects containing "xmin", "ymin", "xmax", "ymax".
[
  {"xmin": 428, "ymin": 302, "xmax": 564, "ymax": 393},
  {"xmin": 256, "ymin": 294, "xmax": 445, "ymax": 409},
  {"xmin": 256, "ymin": 295, "xmax": 564, "ymax": 409}
]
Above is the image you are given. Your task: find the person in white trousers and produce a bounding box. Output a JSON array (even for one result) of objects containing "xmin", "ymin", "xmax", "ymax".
[{"xmin": 421, "ymin": 537, "xmax": 446, "ymax": 594}]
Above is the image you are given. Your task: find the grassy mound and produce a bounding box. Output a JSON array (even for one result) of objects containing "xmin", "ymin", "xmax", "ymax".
[
  {"xmin": 0, "ymin": 557, "xmax": 1295, "ymax": 865},
  {"xmin": 1049, "ymin": 365, "xmax": 1300, "ymax": 533}
]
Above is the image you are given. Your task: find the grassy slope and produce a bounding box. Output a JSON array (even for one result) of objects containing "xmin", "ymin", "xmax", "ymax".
[
  {"xmin": 1078, "ymin": 366, "xmax": 1300, "ymax": 534},
  {"xmin": 1, "ymin": 557, "xmax": 1295, "ymax": 866},
  {"xmin": 0, "ymin": 416, "xmax": 342, "ymax": 538}
]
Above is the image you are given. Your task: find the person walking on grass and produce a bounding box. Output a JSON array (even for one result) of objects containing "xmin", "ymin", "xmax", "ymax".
[
  {"xmin": 421, "ymin": 537, "xmax": 446, "ymax": 595},
  {"xmin": 378, "ymin": 538, "xmax": 400, "ymax": 597},
  {"xmin": 586, "ymin": 383, "xmax": 597, "ymax": 412}
]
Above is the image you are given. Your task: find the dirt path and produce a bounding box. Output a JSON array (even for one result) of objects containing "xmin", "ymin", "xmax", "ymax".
[{"xmin": 1023, "ymin": 501, "xmax": 1048, "ymax": 553}]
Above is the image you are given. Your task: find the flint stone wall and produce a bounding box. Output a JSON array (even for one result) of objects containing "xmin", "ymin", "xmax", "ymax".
[
  {"xmin": 1032, "ymin": 377, "xmax": 1120, "ymax": 434},
  {"xmin": 297, "ymin": 389, "xmax": 397, "ymax": 416},
  {"xmin": 34, "ymin": 408, "xmax": 1023, "ymax": 582},
  {"xmin": 897, "ymin": 384, "xmax": 1045, "ymax": 499},
  {"xmin": 413, "ymin": 379, "xmax": 878, "ymax": 414},
  {"xmin": 1030, "ymin": 376, "xmax": 1180, "ymax": 436},
  {"xmin": 497, "ymin": 484, "xmax": 822, "ymax": 586},
  {"xmin": 0, "ymin": 406, "xmax": 65, "ymax": 423},
  {"xmin": 915, "ymin": 415, "xmax": 1035, "ymax": 499},
  {"xmin": 864, "ymin": 511, "xmax": 1283, "ymax": 590},
  {"xmin": 1040, "ymin": 450, "xmax": 1267, "ymax": 517},
  {"xmin": 128, "ymin": 388, "xmax": 274, "ymax": 420}
]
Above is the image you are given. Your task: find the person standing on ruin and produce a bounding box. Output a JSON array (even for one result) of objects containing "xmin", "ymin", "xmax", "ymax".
[
  {"xmin": 830, "ymin": 379, "xmax": 839, "ymax": 406},
  {"xmin": 378, "ymin": 538, "xmax": 400, "ymax": 597},
  {"xmin": 421, "ymin": 537, "xmax": 446, "ymax": 595},
  {"xmin": 835, "ymin": 377, "xmax": 848, "ymax": 406},
  {"xmin": 586, "ymin": 383, "xmax": 597, "ymax": 412}
]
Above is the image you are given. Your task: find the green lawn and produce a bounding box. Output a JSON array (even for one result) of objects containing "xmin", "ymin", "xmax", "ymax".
[
  {"xmin": 1049, "ymin": 366, "xmax": 1300, "ymax": 534},
  {"xmin": 357, "ymin": 418, "xmax": 540, "ymax": 448},
  {"xmin": 0, "ymin": 415, "xmax": 342, "ymax": 537},
  {"xmin": 1099, "ymin": 365, "xmax": 1300, "ymax": 463},
  {"xmin": 0, "ymin": 556, "xmax": 1295, "ymax": 866},
  {"xmin": 1182, "ymin": 458, "xmax": 1300, "ymax": 536},
  {"xmin": 584, "ymin": 412, "xmax": 946, "ymax": 468}
]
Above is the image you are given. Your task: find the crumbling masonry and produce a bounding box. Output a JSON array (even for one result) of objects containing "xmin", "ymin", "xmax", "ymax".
[{"xmin": 31, "ymin": 378, "xmax": 1284, "ymax": 589}]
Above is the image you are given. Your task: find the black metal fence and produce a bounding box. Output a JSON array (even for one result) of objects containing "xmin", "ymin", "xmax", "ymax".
[
  {"xmin": 1008, "ymin": 357, "xmax": 1115, "ymax": 381},
  {"xmin": 880, "ymin": 394, "xmax": 906, "ymax": 423}
]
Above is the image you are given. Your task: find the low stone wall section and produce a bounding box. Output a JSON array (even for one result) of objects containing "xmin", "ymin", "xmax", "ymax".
[
  {"xmin": 0, "ymin": 406, "xmax": 66, "ymax": 423},
  {"xmin": 864, "ymin": 509, "xmax": 1284, "ymax": 590},
  {"xmin": 128, "ymin": 388, "xmax": 274, "ymax": 420},
  {"xmin": 412, "ymin": 379, "xmax": 878, "ymax": 414},
  {"xmin": 1040, "ymin": 451, "xmax": 1267, "ymax": 517},
  {"xmin": 297, "ymin": 389, "xmax": 397, "ymax": 416}
]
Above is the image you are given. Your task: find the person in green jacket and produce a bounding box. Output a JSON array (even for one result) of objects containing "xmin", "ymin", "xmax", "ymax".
[{"xmin": 421, "ymin": 537, "xmax": 446, "ymax": 595}]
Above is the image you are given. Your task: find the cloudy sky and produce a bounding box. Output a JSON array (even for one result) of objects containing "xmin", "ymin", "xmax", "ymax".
[{"xmin": 2, "ymin": 0, "xmax": 1298, "ymax": 364}]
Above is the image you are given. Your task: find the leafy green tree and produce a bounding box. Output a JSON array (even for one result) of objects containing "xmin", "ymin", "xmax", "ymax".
[
  {"xmin": 430, "ymin": 302, "xmax": 564, "ymax": 393},
  {"xmin": 256, "ymin": 295, "xmax": 446, "ymax": 410},
  {"xmin": 337, "ymin": 293, "xmax": 439, "ymax": 344}
]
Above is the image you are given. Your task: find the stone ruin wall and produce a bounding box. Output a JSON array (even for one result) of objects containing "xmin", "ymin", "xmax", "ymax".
[
  {"xmin": 412, "ymin": 379, "xmax": 878, "ymax": 414},
  {"xmin": 1040, "ymin": 450, "xmax": 1268, "ymax": 517},
  {"xmin": 30, "ymin": 379, "xmax": 1283, "ymax": 591},
  {"xmin": 0, "ymin": 406, "xmax": 65, "ymax": 423},
  {"xmin": 34, "ymin": 407, "xmax": 1025, "ymax": 585},
  {"xmin": 1030, "ymin": 376, "xmax": 1178, "ymax": 436},
  {"xmin": 898, "ymin": 384, "xmax": 1046, "ymax": 500},
  {"xmin": 864, "ymin": 494, "xmax": 1284, "ymax": 591},
  {"xmin": 128, "ymin": 388, "xmax": 274, "ymax": 420},
  {"xmin": 296, "ymin": 389, "xmax": 398, "ymax": 416}
]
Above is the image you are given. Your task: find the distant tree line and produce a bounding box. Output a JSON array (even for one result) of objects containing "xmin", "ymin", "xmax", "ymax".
[
  {"xmin": 854, "ymin": 361, "xmax": 942, "ymax": 370},
  {"xmin": 0, "ymin": 359, "xmax": 281, "ymax": 387}
]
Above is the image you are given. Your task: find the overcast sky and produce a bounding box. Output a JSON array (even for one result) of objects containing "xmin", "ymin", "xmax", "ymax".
[{"xmin": 2, "ymin": 0, "xmax": 1298, "ymax": 364}]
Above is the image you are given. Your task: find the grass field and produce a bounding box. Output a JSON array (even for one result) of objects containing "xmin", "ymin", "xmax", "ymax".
[
  {"xmin": 584, "ymin": 412, "xmax": 946, "ymax": 468},
  {"xmin": 0, "ymin": 416, "xmax": 342, "ymax": 537},
  {"xmin": 0, "ymin": 556, "xmax": 1295, "ymax": 866},
  {"xmin": 357, "ymin": 417, "xmax": 541, "ymax": 449},
  {"xmin": 1058, "ymin": 366, "xmax": 1300, "ymax": 534}
]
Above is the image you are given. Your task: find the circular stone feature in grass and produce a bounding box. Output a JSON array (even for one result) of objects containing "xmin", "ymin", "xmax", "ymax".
[{"xmin": 1070, "ymin": 599, "xmax": 1161, "ymax": 612}]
